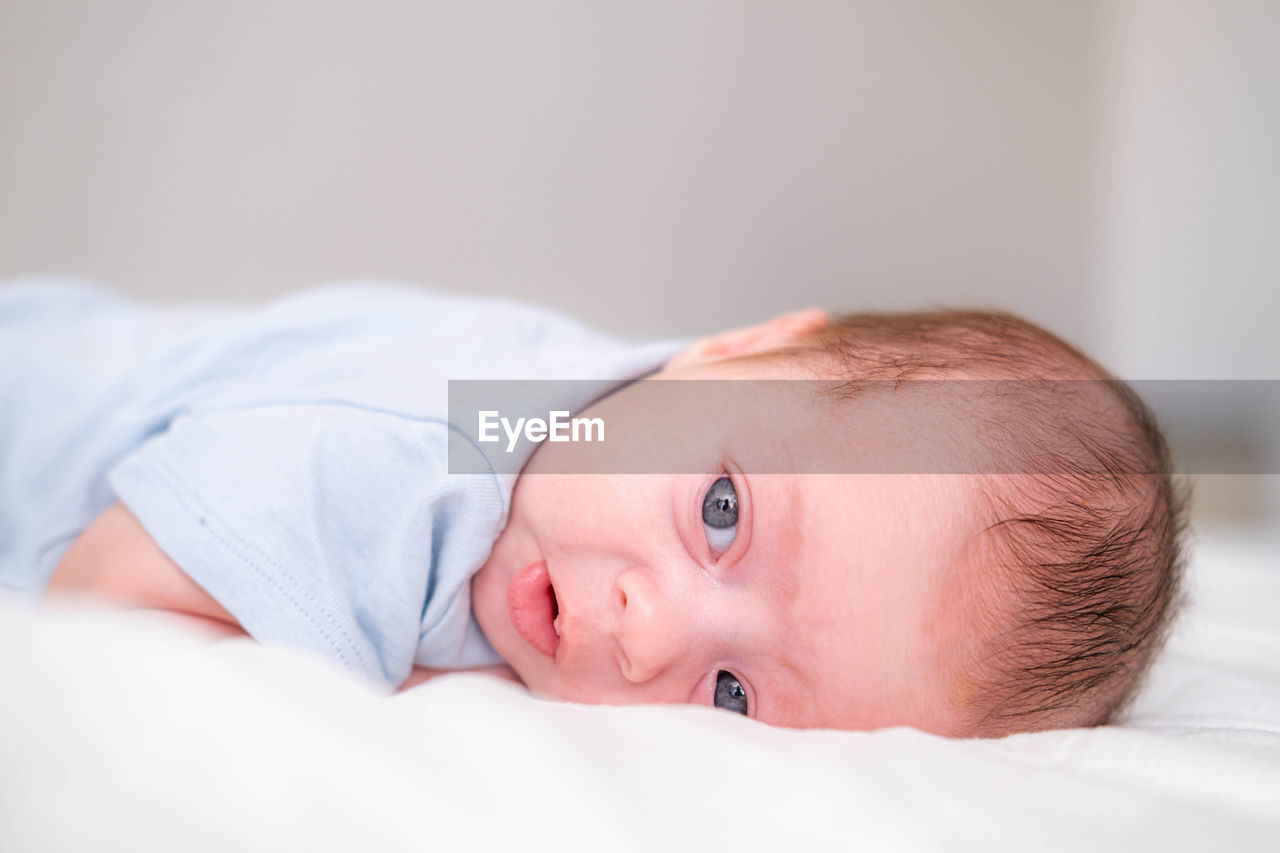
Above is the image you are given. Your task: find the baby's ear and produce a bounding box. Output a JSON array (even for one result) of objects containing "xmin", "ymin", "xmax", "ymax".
[{"xmin": 665, "ymin": 308, "xmax": 829, "ymax": 370}]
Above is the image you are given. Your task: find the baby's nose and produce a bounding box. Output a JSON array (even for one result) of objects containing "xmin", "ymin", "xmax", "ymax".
[{"xmin": 612, "ymin": 568, "xmax": 693, "ymax": 684}]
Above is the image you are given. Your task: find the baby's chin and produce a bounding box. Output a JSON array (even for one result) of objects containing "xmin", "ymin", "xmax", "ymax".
[{"xmin": 470, "ymin": 554, "xmax": 515, "ymax": 660}]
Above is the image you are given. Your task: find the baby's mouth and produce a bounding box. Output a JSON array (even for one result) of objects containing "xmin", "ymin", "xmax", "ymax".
[
  {"xmin": 507, "ymin": 560, "xmax": 561, "ymax": 659},
  {"xmin": 551, "ymin": 584, "xmax": 561, "ymax": 638}
]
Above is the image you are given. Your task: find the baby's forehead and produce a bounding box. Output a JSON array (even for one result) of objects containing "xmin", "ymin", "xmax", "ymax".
[
  {"xmin": 788, "ymin": 471, "xmax": 986, "ymax": 560},
  {"xmin": 772, "ymin": 472, "xmax": 987, "ymax": 620},
  {"xmin": 763, "ymin": 472, "xmax": 990, "ymax": 731}
]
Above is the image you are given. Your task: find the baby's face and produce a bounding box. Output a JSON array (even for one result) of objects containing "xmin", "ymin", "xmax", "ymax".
[{"xmin": 472, "ymin": 329, "xmax": 986, "ymax": 734}]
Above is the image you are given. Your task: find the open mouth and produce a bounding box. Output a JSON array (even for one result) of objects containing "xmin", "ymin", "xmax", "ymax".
[{"xmin": 507, "ymin": 560, "xmax": 561, "ymax": 659}]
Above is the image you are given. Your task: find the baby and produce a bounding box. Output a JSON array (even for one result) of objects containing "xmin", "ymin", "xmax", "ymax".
[{"xmin": 1, "ymin": 279, "xmax": 1187, "ymax": 738}]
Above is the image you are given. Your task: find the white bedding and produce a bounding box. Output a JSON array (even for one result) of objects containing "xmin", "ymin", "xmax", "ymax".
[{"xmin": 2, "ymin": 527, "xmax": 1278, "ymax": 851}]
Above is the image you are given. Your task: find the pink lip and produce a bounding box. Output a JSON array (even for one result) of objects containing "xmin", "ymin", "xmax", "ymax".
[{"xmin": 507, "ymin": 560, "xmax": 560, "ymax": 659}]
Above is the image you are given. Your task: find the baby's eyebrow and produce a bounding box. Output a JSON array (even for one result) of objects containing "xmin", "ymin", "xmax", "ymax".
[
  {"xmin": 755, "ymin": 656, "xmax": 814, "ymax": 727},
  {"xmin": 756, "ymin": 477, "xmax": 818, "ymax": 727},
  {"xmin": 763, "ymin": 475, "xmax": 804, "ymax": 607}
]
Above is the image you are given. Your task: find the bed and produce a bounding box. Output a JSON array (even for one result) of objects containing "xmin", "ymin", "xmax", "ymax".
[{"xmin": 2, "ymin": 525, "xmax": 1277, "ymax": 850}]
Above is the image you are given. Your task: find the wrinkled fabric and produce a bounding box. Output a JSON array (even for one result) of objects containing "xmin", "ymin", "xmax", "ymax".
[{"xmin": 0, "ymin": 277, "xmax": 683, "ymax": 687}]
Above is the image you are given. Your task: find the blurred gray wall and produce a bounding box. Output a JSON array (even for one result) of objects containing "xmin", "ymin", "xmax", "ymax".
[
  {"xmin": 1, "ymin": 1, "xmax": 1096, "ymax": 342},
  {"xmin": 1094, "ymin": 1, "xmax": 1280, "ymax": 522},
  {"xmin": 2, "ymin": 1, "xmax": 1277, "ymax": 518},
  {"xmin": 1097, "ymin": 0, "xmax": 1280, "ymax": 382}
]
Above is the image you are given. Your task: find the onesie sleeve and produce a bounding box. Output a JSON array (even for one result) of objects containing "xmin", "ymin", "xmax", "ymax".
[{"xmin": 107, "ymin": 403, "xmax": 507, "ymax": 688}]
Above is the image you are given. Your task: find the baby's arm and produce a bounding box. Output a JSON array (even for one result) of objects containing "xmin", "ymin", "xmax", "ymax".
[
  {"xmin": 398, "ymin": 663, "xmax": 522, "ymax": 692},
  {"xmin": 48, "ymin": 502, "xmax": 245, "ymax": 638},
  {"xmin": 50, "ymin": 503, "xmax": 522, "ymax": 690}
]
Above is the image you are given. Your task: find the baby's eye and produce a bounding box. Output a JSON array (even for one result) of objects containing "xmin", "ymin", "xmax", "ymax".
[
  {"xmin": 714, "ymin": 670, "xmax": 749, "ymax": 715},
  {"xmin": 701, "ymin": 475, "xmax": 739, "ymax": 555}
]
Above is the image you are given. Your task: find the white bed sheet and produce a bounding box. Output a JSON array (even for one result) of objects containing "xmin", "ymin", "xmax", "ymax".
[{"xmin": 2, "ymin": 527, "xmax": 1278, "ymax": 851}]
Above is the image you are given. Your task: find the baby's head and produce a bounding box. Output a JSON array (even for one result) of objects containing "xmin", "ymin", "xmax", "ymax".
[{"xmin": 471, "ymin": 308, "xmax": 1188, "ymax": 737}]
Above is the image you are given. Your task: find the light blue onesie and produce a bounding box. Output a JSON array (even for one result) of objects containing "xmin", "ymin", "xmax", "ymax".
[{"xmin": 0, "ymin": 278, "xmax": 684, "ymax": 688}]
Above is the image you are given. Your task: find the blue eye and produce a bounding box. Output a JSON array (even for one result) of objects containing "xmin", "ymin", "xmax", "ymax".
[
  {"xmin": 714, "ymin": 670, "xmax": 749, "ymax": 715},
  {"xmin": 701, "ymin": 476, "xmax": 738, "ymax": 555}
]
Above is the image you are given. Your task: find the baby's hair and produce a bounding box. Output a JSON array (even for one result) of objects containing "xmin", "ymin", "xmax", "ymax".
[{"xmin": 754, "ymin": 309, "xmax": 1190, "ymax": 736}]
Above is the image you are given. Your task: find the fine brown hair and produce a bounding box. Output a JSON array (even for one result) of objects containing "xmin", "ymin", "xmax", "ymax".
[{"xmin": 764, "ymin": 309, "xmax": 1191, "ymax": 736}]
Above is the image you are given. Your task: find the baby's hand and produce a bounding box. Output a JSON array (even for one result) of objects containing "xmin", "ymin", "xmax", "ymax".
[{"xmin": 397, "ymin": 664, "xmax": 523, "ymax": 692}]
